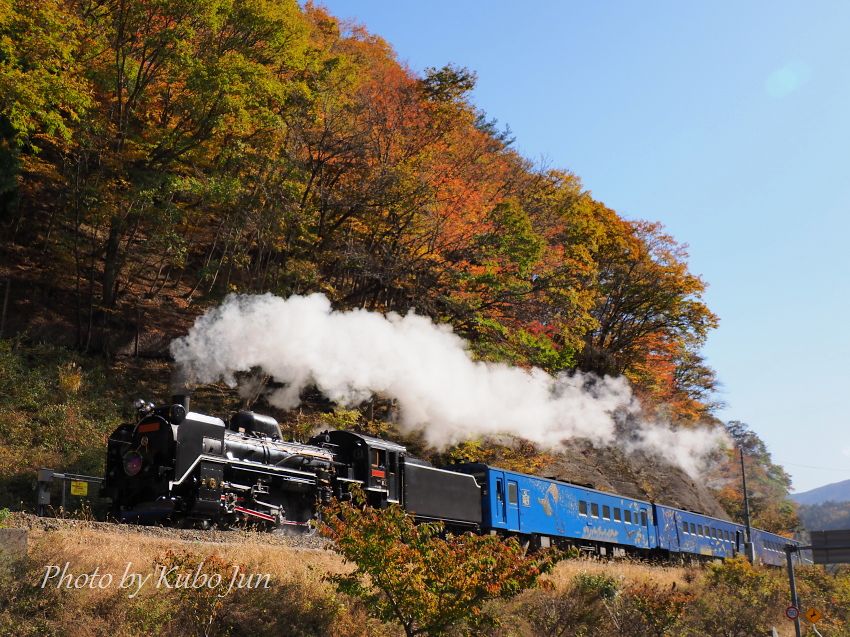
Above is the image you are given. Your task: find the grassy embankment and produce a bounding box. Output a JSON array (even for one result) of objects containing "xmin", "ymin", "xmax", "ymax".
[{"xmin": 4, "ymin": 514, "xmax": 849, "ymax": 637}]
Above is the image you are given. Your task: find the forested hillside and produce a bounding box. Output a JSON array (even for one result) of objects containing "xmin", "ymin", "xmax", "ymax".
[
  {"xmin": 0, "ymin": 0, "xmax": 797, "ymax": 530},
  {"xmin": 798, "ymin": 501, "xmax": 850, "ymax": 531}
]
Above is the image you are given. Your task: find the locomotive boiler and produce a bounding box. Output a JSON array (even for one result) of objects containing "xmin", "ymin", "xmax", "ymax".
[{"xmin": 103, "ymin": 396, "xmax": 335, "ymax": 529}]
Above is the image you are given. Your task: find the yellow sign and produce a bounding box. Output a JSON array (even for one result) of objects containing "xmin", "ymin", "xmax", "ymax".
[
  {"xmin": 70, "ymin": 481, "xmax": 88, "ymax": 497},
  {"xmin": 805, "ymin": 607, "xmax": 823, "ymax": 624}
]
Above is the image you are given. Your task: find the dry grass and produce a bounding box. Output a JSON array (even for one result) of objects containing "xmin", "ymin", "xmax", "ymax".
[
  {"xmin": 27, "ymin": 525, "xmax": 351, "ymax": 580},
  {"xmin": 545, "ymin": 556, "xmax": 692, "ymax": 591},
  {"xmin": 7, "ymin": 522, "xmax": 379, "ymax": 637},
  {"xmin": 5, "ymin": 521, "xmax": 809, "ymax": 637}
]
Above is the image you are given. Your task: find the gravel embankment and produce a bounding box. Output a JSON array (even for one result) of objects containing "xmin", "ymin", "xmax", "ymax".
[{"xmin": 9, "ymin": 512, "xmax": 330, "ymax": 551}]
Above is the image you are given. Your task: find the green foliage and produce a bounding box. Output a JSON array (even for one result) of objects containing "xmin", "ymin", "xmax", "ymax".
[
  {"xmin": 0, "ymin": 339, "xmax": 123, "ymax": 505},
  {"xmin": 573, "ymin": 571, "xmax": 620, "ymax": 600},
  {"xmin": 441, "ymin": 436, "xmax": 553, "ymax": 475},
  {"xmin": 471, "ymin": 318, "xmax": 575, "ymax": 373},
  {"xmin": 685, "ymin": 555, "xmax": 785, "ymax": 636},
  {"xmin": 476, "ymin": 200, "xmax": 544, "ymax": 279},
  {"xmin": 0, "ymin": 0, "xmax": 91, "ymax": 147},
  {"xmin": 421, "ymin": 64, "xmax": 477, "ymax": 103},
  {"xmin": 322, "ymin": 486, "xmax": 558, "ymax": 636},
  {"xmin": 316, "ymin": 407, "xmax": 366, "ymax": 432}
]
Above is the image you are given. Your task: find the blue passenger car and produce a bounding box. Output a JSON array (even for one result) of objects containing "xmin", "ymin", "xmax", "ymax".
[
  {"xmin": 752, "ymin": 528, "xmax": 798, "ymax": 566},
  {"xmin": 454, "ymin": 463, "xmax": 657, "ymax": 552},
  {"xmin": 654, "ymin": 503, "xmax": 745, "ymax": 559},
  {"xmin": 450, "ymin": 462, "xmax": 803, "ymax": 564}
]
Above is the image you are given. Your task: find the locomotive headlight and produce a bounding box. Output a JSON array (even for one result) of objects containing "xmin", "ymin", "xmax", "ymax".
[{"xmin": 123, "ymin": 451, "xmax": 143, "ymax": 477}]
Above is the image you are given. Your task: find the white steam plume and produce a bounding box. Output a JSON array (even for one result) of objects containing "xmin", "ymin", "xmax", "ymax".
[{"xmin": 170, "ymin": 293, "xmax": 727, "ymax": 476}]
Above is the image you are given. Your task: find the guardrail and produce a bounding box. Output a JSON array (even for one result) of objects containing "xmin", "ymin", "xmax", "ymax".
[{"xmin": 36, "ymin": 468, "xmax": 104, "ymax": 517}]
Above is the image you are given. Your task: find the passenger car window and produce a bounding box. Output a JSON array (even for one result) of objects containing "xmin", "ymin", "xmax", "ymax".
[
  {"xmin": 614, "ymin": 508, "xmax": 621, "ymax": 521},
  {"xmin": 602, "ymin": 505, "xmax": 610, "ymax": 520},
  {"xmin": 640, "ymin": 511, "xmax": 648, "ymax": 526},
  {"xmin": 591, "ymin": 503, "xmax": 599, "ymax": 518},
  {"xmin": 624, "ymin": 510, "xmax": 632, "ymax": 524},
  {"xmin": 690, "ymin": 523, "xmax": 696, "ymax": 534},
  {"xmin": 507, "ymin": 482, "xmax": 518, "ymax": 505},
  {"xmin": 682, "ymin": 522, "xmax": 688, "ymax": 534},
  {"xmin": 579, "ymin": 500, "xmax": 588, "ymax": 516}
]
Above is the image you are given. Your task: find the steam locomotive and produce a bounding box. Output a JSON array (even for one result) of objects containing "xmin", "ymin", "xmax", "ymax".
[
  {"xmin": 102, "ymin": 395, "xmax": 481, "ymax": 532},
  {"xmin": 102, "ymin": 396, "xmax": 800, "ymax": 565}
]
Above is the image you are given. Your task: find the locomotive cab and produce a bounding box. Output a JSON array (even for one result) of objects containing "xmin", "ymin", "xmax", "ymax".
[{"xmin": 311, "ymin": 430, "xmax": 405, "ymax": 507}]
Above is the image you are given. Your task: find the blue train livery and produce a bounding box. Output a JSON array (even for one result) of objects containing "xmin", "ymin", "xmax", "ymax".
[
  {"xmin": 452, "ymin": 461, "xmax": 802, "ymax": 564},
  {"xmin": 454, "ymin": 463, "xmax": 657, "ymax": 553},
  {"xmin": 752, "ymin": 527, "xmax": 797, "ymax": 566},
  {"xmin": 654, "ymin": 503, "xmax": 744, "ymax": 558}
]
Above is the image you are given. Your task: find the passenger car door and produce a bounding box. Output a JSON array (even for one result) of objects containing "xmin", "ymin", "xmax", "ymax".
[
  {"xmin": 493, "ymin": 476, "xmax": 506, "ymax": 525},
  {"xmin": 506, "ymin": 479, "xmax": 520, "ymax": 531}
]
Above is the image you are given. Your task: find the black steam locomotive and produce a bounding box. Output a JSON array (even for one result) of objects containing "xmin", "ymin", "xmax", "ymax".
[{"xmin": 101, "ymin": 397, "xmax": 482, "ymax": 531}]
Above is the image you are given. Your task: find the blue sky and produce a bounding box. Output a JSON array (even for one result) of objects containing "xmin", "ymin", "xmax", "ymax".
[{"xmin": 318, "ymin": 1, "xmax": 850, "ymax": 492}]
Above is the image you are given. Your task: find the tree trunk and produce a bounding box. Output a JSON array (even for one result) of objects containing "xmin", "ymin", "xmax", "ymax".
[
  {"xmin": 0, "ymin": 278, "xmax": 10, "ymax": 338},
  {"xmin": 102, "ymin": 215, "xmax": 124, "ymax": 307}
]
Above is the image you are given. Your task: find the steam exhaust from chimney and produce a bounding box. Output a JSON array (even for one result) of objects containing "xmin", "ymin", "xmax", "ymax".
[{"xmin": 170, "ymin": 293, "xmax": 728, "ymax": 476}]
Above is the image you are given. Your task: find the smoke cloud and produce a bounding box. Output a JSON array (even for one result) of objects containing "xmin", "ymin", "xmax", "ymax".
[{"xmin": 170, "ymin": 293, "xmax": 726, "ymax": 476}]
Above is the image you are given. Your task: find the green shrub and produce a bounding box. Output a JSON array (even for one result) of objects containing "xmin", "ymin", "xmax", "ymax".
[{"xmin": 0, "ymin": 339, "xmax": 123, "ymax": 506}]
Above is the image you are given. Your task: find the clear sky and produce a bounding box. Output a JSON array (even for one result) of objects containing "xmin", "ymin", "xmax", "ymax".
[{"xmin": 317, "ymin": 1, "xmax": 850, "ymax": 493}]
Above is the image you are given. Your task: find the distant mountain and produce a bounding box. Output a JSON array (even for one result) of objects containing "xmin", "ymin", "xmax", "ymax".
[
  {"xmin": 797, "ymin": 501, "xmax": 850, "ymax": 532},
  {"xmin": 791, "ymin": 479, "xmax": 850, "ymax": 506}
]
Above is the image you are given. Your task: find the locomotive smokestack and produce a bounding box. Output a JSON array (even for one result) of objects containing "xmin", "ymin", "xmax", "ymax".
[
  {"xmin": 170, "ymin": 393, "xmax": 191, "ymax": 412},
  {"xmin": 169, "ymin": 366, "xmax": 193, "ymax": 412}
]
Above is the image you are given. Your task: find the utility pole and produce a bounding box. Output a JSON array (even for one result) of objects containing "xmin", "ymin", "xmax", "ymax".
[
  {"xmin": 785, "ymin": 545, "xmax": 802, "ymax": 637},
  {"xmin": 740, "ymin": 448, "xmax": 755, "ymax": 562}
]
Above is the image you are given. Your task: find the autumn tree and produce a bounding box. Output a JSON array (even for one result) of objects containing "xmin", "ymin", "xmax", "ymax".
[
  {"xmin": 713, "ymin": 420, "xmax": 800, "ymax": 533},
  {"xmin": 1, "ymin": 0, "xmax": 728, "ymax": 446},
  {"xmin": 580, "ymin": 216, "xmax": 718, "ymax": 375},
  {"xmin": 321, "ymin": 487, "xmax": 557, "ymax": 636},
  {"xmin": 0, "ymin": 0, "xmax": 90, "ymax": 216}
]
